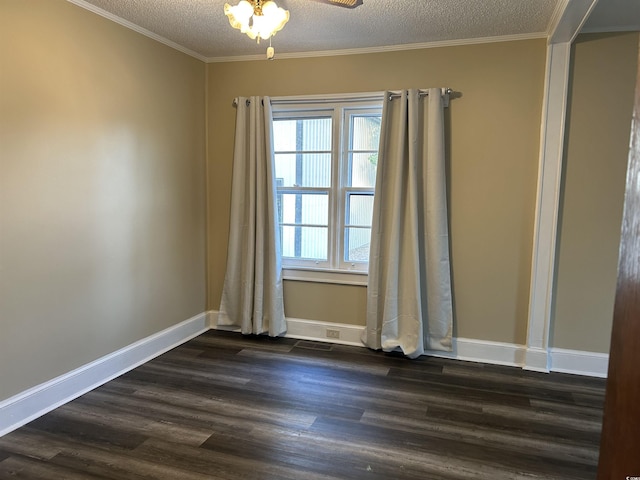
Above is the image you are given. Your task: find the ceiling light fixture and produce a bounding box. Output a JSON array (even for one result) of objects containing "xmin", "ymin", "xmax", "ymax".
[{"xmin": 224, "ymin": 0, "xmax": 289, "ymax": 59}]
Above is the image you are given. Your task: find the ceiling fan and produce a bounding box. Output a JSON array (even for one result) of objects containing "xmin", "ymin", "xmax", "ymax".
[
  {"xmin": 314, "ymin": 0, "xmax": 363, "ymax": 8},
  {"xmin": 224, "ymin": 0, "xmax": 363, "ymax": 59}
]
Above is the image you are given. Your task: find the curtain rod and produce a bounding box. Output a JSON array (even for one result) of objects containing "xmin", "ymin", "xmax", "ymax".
[
  {"xmin": 388, "ymin": 88, "xmax": 452, "ymax": 100},
  {"xmin": 232, "ymin": 88, "xmax": 453, "ymax": 107}
]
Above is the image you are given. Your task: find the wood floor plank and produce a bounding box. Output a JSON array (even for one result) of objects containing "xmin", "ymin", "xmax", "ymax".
[
  {"xmin": 360, "ymin": 409, "xmax": 598, "ymax": 466},
  {"xmin": 0, "ymin": 428, "xmax": 221, "ymax": 480},
  {"xmin": 0, "ymin": 428, "xmax": 64, "ymax": 461},
  {"xmin": 0, "ymin": 454, "xmax": 110, "ymax": 480},
  {"xmin": 25, "ymin": 413, "xmax": 148, "ymax": 451},
  {"xmin": 0, "ymin": 330, "xmax": 605, "ymax": 479},
  {"xmin": 58, "ymin": 398, "xmax": 214, "ymax": 447},
  {"xmin": 424, "ymin": 405, "xmax": 600, "ymax": 445},
  {"xmin": 126, "ymin": 385, "xmax": 318, "ymax": 430},
  {"xmin": 441, "ymin": 363, "xmax": 605, "ymax": 397},
  {"xmin": 310, "ymin": 415, "xmax": 596, "ymax": 479},
  {"xmin": 388, "ymin": 366, "xmax": 577, "ymax": 405},
  {"xmin": 77, "ymin": 386, "xmax": 318, "ymax": 436},
  {"xmin": 199, "ymin": 422, "xmax": 431, "ymax": 480},
  {"xmin": 46, "ymin": 450, "xmax": 220, "ymax": 480},
  {"xmin": 136, "ymin": 436, "xmax": 343, "ymax": 480},
  {"xmin": 480, "ymin": 402, "xmax": 603, "ymax": 432}
]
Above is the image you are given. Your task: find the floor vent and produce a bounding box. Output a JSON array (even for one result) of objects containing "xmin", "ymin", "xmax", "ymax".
[{"xmin": 295, "ymin": 340, "xmax": 333, "ymax": 351}]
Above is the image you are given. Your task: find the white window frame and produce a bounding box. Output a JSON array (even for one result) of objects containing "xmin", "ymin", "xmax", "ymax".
[{"xmin": 272, "ymin": 97, "xmax": 382, "ymax": 285}]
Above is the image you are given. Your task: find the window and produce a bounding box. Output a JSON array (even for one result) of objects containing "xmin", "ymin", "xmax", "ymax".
[{"xmin": 272, "ymin": 99, "xmax": 382, "ymax": 279}]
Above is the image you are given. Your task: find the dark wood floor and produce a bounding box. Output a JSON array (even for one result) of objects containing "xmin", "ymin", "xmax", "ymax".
[{"xmin": 0, "ymin": 330, "xmax": 606, "ymax": 479}]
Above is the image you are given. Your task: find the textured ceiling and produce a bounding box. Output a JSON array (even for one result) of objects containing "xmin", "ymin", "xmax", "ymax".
[{"xmin": 74, "ymin": 0, "xmax": 639, "ymax": 61}]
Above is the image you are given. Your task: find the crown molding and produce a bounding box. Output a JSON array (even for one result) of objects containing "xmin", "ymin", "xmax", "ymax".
[
  {"xmin": 66, "ymin": 0, "xmax": 207, "ymax": 62},
  {"xmin": 205, "ymin": 32, "xmax": 548, "ymax": 63},
  {"xmin": 65, "ymin": 0, "xmax": 553, "ymax": 65},
  {"xmin": 546, "ymin": 0, "xmax": 570, "ymax": 37}
]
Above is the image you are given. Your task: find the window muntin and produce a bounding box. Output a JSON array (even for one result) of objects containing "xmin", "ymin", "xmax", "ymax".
[{"xmin": 273, "ymin": 102, "xmax": 381, "ymax": 273}]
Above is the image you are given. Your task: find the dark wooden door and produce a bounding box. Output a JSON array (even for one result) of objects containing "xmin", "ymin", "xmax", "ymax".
[{"xmin": 597, "ymin": 40, "xmax": 640, "ymax": 478}]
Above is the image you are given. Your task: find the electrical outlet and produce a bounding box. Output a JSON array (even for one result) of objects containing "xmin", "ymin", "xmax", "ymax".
[{"xmin": 326, "ymin": 329, "xmax": 340, "ymax": 339}]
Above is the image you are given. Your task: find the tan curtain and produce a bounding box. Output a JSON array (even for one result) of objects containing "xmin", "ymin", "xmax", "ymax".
[
  {"xmin": 362, "ymin": 89, "xmax": 453, "ymax": 358},
  {"xmin": 218, "ymin": 96, "xmax": 286, "ymax": 336}
]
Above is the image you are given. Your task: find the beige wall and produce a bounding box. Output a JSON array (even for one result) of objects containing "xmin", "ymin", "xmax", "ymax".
[
  {"xmin": 0, "ymin": 0, "xmax": 206, "ymax": 401},
  {"xmin": 1, "ymin": 4, "xmax": 628, "ymax": 408},
  {"xmin": 552, "ymin": 32, "xmax": 639, "ymax": 353},
  {"xmin": 207, "ymin": 40, "xmax": 546, "ymax": 343}
]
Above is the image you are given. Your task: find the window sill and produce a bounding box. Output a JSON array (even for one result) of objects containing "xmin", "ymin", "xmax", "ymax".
[{"xmin": 282, "ymin": 267, "xmax": 368, "ymax": 286}]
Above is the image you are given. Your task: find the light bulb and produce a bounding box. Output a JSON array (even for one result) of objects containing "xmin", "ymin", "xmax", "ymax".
[
  {"xmin": 224, "ymin": 1, "xmax": 253, "ymax": 31},
  {"xmin": 252, "ymin": 14, "xmax": 272, "ymax": 40}
]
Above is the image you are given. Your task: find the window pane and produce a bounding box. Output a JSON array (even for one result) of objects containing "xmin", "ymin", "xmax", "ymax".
[
  {"xmin": 273, "ymin": 104, "xmax": 382, "ymax": 270},
  {"xmin": 281, "ymin": 226, "xmax": 327, "ymax": 260},
  {"xmin": 278, "ymin": 193, "xmax": 328, "ymax": 225},
  {"xmin": 345, "ymin": 227, "xmax": 371, "ymax": 262},
  {"xmin": 273, "ymin": 118, "xmax": 332, "ymax": 151},
  {"xmin": 349, "ymin": 152, "xmax": 378, "ymax": 187},
  {"xmin": 346, "ymin": 194, "xmax": 374, "ymax": 227},
  {"xmin": 275, "ymin": 153, "xmax": 331, "ymax": 187},
  {"xmin": 351, "ymin": 115, "xmax": 381, "ymax": 150}
]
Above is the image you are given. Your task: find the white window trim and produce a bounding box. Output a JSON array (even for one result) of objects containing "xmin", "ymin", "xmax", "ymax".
[
  {"xmin": 282, "ymin": 267, "xmax": 368, "ymax": 286},
  {"xmin": 272, "ymin": 96, "xmax": 382, "ymax": 283}
]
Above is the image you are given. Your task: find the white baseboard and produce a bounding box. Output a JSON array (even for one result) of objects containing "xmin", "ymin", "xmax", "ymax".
[
  {"xmin": 0, "ymin": 312, "xmax": 209, "ymax": 438},
  {"xmin": 284, "ymin": 317, "xmax": 366, "ymax": 346},
  {"xmin": 208, "ymin": 310, "xmax": 526, "ymax": 366},
  {"xmin": 549, "ymin": 347, "xmax": 609, "ymax": 378},
  {"xmin": 208, "ymin": 311, "xmax": 365, "ymax": 346},
  {"xmin": 430, "ymin": 337, "xmax": 526, "ymax": 368},
  {"xmin": 208, "ymin": 310, "xmax": 608, "ymax": 378},
  {"xmin": 524, "ymin": 347, "xmax": 551, "ymax": 373}
]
